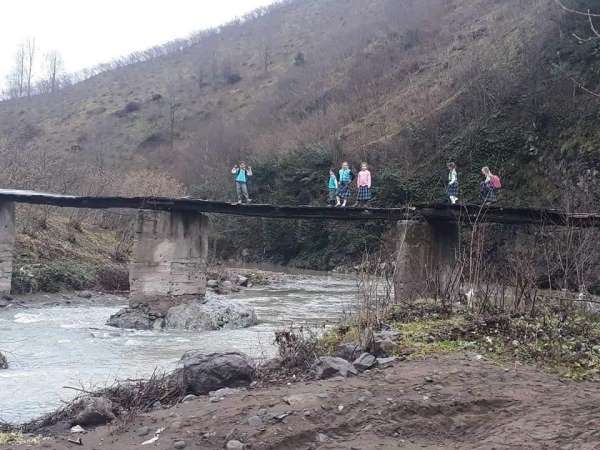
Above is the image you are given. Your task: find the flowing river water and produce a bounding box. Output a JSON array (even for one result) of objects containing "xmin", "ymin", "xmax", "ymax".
[{"xmin": 0, "ymin": 272, "xmax": 356, "ymax": 424}]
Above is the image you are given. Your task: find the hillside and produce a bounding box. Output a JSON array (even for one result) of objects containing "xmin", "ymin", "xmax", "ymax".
[{"xmin": 1, "ymin": 0, "xmax": 599, "ymax": 269}]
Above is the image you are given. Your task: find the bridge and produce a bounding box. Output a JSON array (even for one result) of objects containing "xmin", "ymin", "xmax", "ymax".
[{"xmin": 0, "ymin": 189, "xmax": 597, "ymax": 324}]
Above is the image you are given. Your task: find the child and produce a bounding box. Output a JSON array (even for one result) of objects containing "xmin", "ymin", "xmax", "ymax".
[
  {"xmin": 336, "ymin": 161, "xmax": 354, "ymax": 207},
  {"xmin": 327, "ymin": 169, "xmax": 338, "ymax": 206},
  {"xmin": 447, "ymin": 162, "xmax": 459, "ymax": 205},
  {"xmin": 231, "ymin": 161, "xmax": 253, "ymax": 204},
  {"xmin": 355, "ymin": 162, "xmax": 372, "ymax": 207},
  {"xmin": 479, "ymin": 166, "xmax": 497, "ymax": 204}
]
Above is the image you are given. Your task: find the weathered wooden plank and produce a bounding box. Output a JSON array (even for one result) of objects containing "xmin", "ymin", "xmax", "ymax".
[{"xmin": 0, "ymin": 189, "xmax": 598, "ymax": 227}]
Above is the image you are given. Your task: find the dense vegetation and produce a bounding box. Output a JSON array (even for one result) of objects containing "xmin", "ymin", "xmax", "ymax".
[{"xmin": 1, "ymin": 0, "xmax": 599, "ymax": 272}]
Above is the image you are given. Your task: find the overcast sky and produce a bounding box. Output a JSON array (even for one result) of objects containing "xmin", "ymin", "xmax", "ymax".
[{"xmin": 0, "ymin": 0, "xmax": 276, "ymax": 87}]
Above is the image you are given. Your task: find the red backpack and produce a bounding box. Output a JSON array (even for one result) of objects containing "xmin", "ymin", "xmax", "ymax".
[{"xmin": 491, "ymin": 175, "xmax": 502, "ymax": 189}]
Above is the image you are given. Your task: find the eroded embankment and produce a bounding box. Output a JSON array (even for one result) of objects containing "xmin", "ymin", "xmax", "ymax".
[{"xmin": 3, "ymin": 353, "xmax": 600, "ymax": 449}]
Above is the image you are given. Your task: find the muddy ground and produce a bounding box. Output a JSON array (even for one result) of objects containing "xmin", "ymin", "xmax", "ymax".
[{"xmin": 4, "ymin": 352, "xmax": 600, "ymax": 450}]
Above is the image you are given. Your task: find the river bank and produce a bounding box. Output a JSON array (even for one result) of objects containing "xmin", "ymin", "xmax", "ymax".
[{"xmin": 3, "ymin": 352, "xmax": 600, "ymax": 449}]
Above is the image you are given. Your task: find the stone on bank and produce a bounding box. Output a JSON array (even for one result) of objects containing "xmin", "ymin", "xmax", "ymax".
[{"xmin": 107, "ymin": 297, "xmax": 257, "ymax": 331}]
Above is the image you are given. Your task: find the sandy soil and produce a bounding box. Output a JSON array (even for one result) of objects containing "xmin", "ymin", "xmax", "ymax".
[{"xmin": 6, "ymin": 352, "xmax": 600, "ymax": 450}]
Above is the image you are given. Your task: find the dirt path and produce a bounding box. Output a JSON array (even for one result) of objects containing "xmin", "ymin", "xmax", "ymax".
[{"xmin": 6, "ymin": 352, "xmax": 600, "ymax": 449}]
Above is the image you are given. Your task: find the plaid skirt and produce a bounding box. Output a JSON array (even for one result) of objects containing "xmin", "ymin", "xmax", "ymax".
[
  {"xmin": 357, "ymin": 186, "xmax": 371, "ymax": 201},
  {"xmin": 337, "ymin": 181, "xmax": 352, "ymax": 199},
  {"xmin": 447, "ymin": 182, "xmax": 459, "ymax": 197},
  {"xmin": 480, "ymin": 182, "xmax": 497, "ymax": 203}
]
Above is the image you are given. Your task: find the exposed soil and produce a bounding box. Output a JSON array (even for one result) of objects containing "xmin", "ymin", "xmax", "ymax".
[{"xmin": 6, "ymin": 352, "xmax": 600, "ymax": 449}]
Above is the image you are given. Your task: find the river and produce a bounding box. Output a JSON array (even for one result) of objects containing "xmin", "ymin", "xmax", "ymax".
[{"xmin": 0, "ymin": 272, "xmax": 357, "ymax": 424}]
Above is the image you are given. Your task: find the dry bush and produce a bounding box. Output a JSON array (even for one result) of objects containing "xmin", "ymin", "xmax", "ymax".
[
  {"xmin": 354, "ymin": 250, "xmax": 395, "ymax": 332},
  {"xmin": 274, "ymin": 327, "xmax": 321, "ymax": 370},
  {"xmin": 21, "ymin": 370, "xmax": 184, "ymax": 432}
]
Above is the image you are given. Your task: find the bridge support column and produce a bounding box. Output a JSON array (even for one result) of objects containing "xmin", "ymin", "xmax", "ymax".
[
  {"xmin": 394, "ymin": 219, "xmax": 459, "ymax": 302},
  {"xmin": 0, "ymin": 202, "xmax": 15, "ymax": 295},
  {"xmin": 129, "ymin": 210, "xmax": 209, "ymax": 315}
]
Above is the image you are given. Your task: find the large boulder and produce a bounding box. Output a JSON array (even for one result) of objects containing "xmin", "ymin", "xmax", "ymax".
[
  {"xmin": 106, "ymin": 306, "xmax": 157, "ymax": 330},
  {"xmin": 0, "ymin": 352, "xmax": 7, "ymax": 369},
  {"xmin": 165, "ymin": 298, "xmax": 257, "ymax": 331},
  {"xmin": 312, "ymin": 356, "xmax": 358, "ymax": 379},
  {"xmin": 181, "ymin": 352, "xmax": 254, "ymax": 395},
  {"xmin": 71, "ymin": 397, "xmax": 116, "ymax": 427}
]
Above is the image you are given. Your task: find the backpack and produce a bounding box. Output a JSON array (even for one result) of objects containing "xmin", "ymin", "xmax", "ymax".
[{"xmin": 491, "ymin": 175, "xmax": 502, "ymax": 189}]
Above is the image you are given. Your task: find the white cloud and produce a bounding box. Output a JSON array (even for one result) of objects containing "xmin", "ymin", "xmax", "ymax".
[{"xmin": 0, "ymin": 0, "xmax": 276, "ymax": 86}]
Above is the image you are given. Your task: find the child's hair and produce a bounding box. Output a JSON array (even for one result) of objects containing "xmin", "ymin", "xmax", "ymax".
[
  {"xmin": 341, "ymin": 161, "xmax": 349, "ymax": 166},
  {"xmin": 447, "ymin": 162, "xmax": 456, "ymax": 169},
  {"xmin": 361, "ymin": 162, "xmax": 368, "ymax": 168},
  {"xmin": 482, "ymin": 166, "xmax": 491, "ymax": 175}
]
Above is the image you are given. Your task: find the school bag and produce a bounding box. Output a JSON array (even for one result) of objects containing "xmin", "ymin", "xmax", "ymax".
[{"xmin": 491, "ymin": 175, "xmax": 502, "ymax": 189}]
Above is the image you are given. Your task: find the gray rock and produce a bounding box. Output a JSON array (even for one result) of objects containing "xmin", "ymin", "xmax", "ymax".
[
  {"xmin": 237, "ymin": 276, "xmax": 249, "ymax": 287},
  {"xmin": 226, "ymin": 440, "xmax": 245, "ymax": 449},
  {"xmin": 174, "ymin": 441, "xmax": 187, "ymax": 449},
  {"xmin": 259, "ymin": 357, "xmax": 283, "ymax": 371},
  {"xmin": 376, "ymin": 338, "xmax": 397, "ymax": 355},
  {"xmin": 334, "ymin": 342, "xmax": 361, "ymax": 362},
  {"xmin": 165, "ymin": 298, "xmax": 257, "ymax": 331},
  {"xmin": 137, "ymin": 426, "xmax": 151, "ymax": 437},
  {"xmin": 0, "ymin": 352, "xmax": 7, "ymax": 370},
  {"xmin": 247, "ymin": 415, "xmax": 263, "ymax": 428},
  {"xmin": 181, "ymin": 352, "xmax": 254, "ymax": 395},
  {"xmin": 377, "ymin": 357, "xmax": 398, "ymax": 368},
  {"xmin": 207, "ymin": 280, "xmax": 219, "ymax": 289},
  {"xmin": 312, "ymin": 356, "xmax": 358, "ymax": 379},
  {"xmin": 71, "ymin": 397, "xmax": 116, "ymax": 427},
  {"xmin": 106, "ymin": 306, "xmax": 155, "ymax": 330},
  {"xmin": 0, "ymin": 299, "xmax": 9, "ymax": 308},
  {"xmin": 182, "ymin": 394, "xmax": 197, "ymax": 402},
  {"xmin": 77, "ymin": 291, "xmax": 94, "ymax": 299},
  {"xmin": 353, "ymin": 353, "xmax": 377, "ymax": 371}
]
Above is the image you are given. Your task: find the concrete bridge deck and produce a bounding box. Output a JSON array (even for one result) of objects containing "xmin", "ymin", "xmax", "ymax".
[{"xmin": 0, "ymin": 189, "xmax": 598, "ymax": 227}]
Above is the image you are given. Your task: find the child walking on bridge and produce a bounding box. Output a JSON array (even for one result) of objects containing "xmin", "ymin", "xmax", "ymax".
[
  {"xmin": 336, "ymin": 161, "xmax": 354, "ymax": 207},
  {"xmin": 447, "ymin": 162, "xmax": 459, "ymax": 204},
  {"xmin": 327, "ymin": 169, "xmax": 339, "ymax": 206},
  {"xmin": 480, "ymin": 166, "xmax": 500, "ymax": 204},
  {"xmin": 232, "ymin": 162, "xmax": 253, "ymax": 204},
  {"xmin": 355, "ymin": 162, "xmax": 372, "ymax": 207}
]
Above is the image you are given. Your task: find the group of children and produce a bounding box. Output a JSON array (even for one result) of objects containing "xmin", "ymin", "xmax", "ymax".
[
  {"xmin": 327, "ymin": 161, "xmax": 372, "ymax": 208},
  {"xmin": 231, "ymin": 160, "xmax": 501, "ymax": 206},
  {"xmin": 446, "ymin": 162, "xmax": 502, "ymax": 205}
]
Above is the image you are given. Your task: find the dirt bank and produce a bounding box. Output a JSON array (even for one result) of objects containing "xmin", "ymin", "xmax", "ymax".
[{"xmin": 5, "ymin": 352, "xmax": 600, "ymax": 449}]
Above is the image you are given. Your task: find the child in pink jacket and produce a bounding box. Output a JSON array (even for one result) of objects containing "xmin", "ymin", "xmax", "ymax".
[{"xmin": 355, "ymin": 162, "xmax": 372, "ymax": 207}]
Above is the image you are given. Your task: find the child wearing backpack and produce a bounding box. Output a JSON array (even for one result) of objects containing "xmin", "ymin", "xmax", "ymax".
[
  {"xmin": 480, "ymin": 166, "xmax": 501, "ymax": 204},
  {"xmin": 336, "ymin": 161, "xmax": 354, "ymax": 208},
  {"xmin": 327, "ymin": 169, "xmax": 338, "ymax": 206}
]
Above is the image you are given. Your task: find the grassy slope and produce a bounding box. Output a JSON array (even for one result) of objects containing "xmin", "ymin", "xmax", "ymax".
[
  {"xmin": 0, "ymin": 0, "xmax": 599, "ymax": 270},
  {"xmin": 13, "ymin": 214, "xmax": 127, "ymax": 293}
]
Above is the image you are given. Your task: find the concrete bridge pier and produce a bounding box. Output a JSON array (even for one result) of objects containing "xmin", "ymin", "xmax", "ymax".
[
  {"xmin": 129, "ymin": 210, "xmax": 209, "ymax": 315},
  {"xmin": 0, "ymin": 202, "xmax": 15, "ymax": 295},
  {"xmin": 394, "ymin": 219, "xmax": 459, "ymax": 302}
]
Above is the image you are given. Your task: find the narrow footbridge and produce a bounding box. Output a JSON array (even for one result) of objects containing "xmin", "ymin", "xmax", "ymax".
[
  {"xmin": 0, "ymin": 188, "xmax": 597, "ymax": 312},
  {"xmin": 0, "ymin": 189, "xmax": 599, "ymax": 227}
]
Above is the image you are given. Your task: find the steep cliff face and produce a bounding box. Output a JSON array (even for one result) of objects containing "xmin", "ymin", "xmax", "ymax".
[{"xmin": 0, "ymin": 0, "xmax": 599, "ymax": 268}]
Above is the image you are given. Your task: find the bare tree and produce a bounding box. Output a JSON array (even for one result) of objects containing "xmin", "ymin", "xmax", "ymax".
[
  {"xmin": 6, "ymin": 44, "xmax": 26, "ymax": 98},
  {"xmin": 43, "ymin": 50, "xmax": 64, "ymax": 94},
  {"xmin": 25, "ymin": 38, "xmax": 36, "ymax": 97}
]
